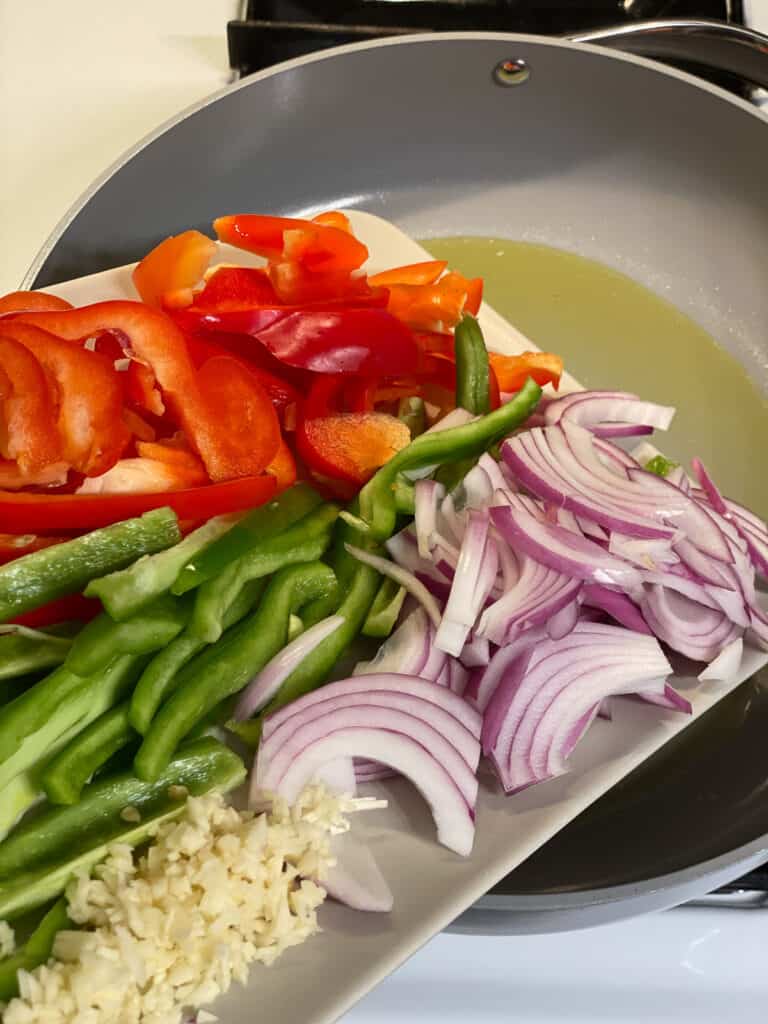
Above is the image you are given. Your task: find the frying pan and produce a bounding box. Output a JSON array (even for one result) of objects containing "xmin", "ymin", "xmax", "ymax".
[{"xmin": 24, "ymin": 19, "xmax": 768, "ymax": 932}]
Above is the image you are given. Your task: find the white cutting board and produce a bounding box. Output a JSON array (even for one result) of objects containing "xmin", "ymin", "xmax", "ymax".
[{"xmin": 45, "ymin": 211, "xmax": 768, "ymax": 1024}]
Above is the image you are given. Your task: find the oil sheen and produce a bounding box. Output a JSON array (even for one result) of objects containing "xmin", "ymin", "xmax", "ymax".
[{"xmin": 423, "ymin": 237, "xmax": 768, "ymax": 516}]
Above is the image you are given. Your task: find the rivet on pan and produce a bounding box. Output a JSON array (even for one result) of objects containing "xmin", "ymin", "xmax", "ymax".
[{"xmin": 493, "ymin": 58, "xmax": 530, "ymax": 87}]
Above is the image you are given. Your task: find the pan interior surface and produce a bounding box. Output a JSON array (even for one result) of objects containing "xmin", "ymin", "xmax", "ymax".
[{"xmin": 29, "ymin": 34, "xmax": 768, "ymax": 898}]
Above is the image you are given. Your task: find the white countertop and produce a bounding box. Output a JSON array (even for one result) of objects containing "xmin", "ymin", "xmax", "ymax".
[{"xmin": 0, "ymin": 0, "xmax": 238, "ymax": 294}]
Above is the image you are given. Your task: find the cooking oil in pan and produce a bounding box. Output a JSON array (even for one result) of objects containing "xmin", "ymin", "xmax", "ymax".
[{"xmin": 423, "ymin": 237, "xmax": 768, "ymax": 516}]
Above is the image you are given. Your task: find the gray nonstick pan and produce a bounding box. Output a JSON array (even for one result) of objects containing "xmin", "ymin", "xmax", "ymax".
[{"xmin": 25, "ymin": 19, "xmax": 768, "ymax": 933}]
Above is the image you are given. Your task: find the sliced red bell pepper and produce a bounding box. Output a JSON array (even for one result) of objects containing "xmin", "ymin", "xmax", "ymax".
[
  {"xmin": 121, "ymin": 408, "xmax": 156, "ymax": 442},
  {"xmin": 488, "ymin": 351, "xmax": 563, "ymax": 393},
  {"xmin": 297, "ymin": 375, "xmax": 411, "ymax": 485},
  {"xmin": 11, "ymin": 593, "xmax": 101, "ymax": 628},
  {"xmin": 76, "ymin": 455, "xmax": 208, "ymax": 495},
  {"xmin": 0, "ymin": 335, "xmax": 62, "ymax": 474},
  {"xmin": 266, "ymin": 262, "xmax": 382, "ymax": 306},
  {"xmin": 0, "ymin": 533, "xmax": 71, "ymax": 565},
  {"xmin": 214, "ymin": 214, "xmax": 368, "ymax": 273},
  {"xmin": 124, "ymin": 359, "xmax": 165, "ymax": 417},
  {"xmin": 184, "ymin": 334, "xmax": 301, "ymax": 424},
  {"xmin": 0, "ymin": 290, "xmax": 73, "ymax": 314},
  {"xmin": 368, "ymin": 260, "xmax": 447, "ymax": 288},
  {"xmin": 132, "ymin": 229, "xmax": 217, "ymax": 309},
  {"xmin": 253, "ymin": 308, "xmax": 420, "ymax": 375},
  {"xmin": 1, "ymin": 321, "xmax": 129, "ymax": 477},
  {"xmin": 190, "ymin": 266, "xmax": 279, "ymax": 311},
  {"xmin": 265, "ymin": 438, "xmax": 297, "ymax": 491},
  {"xmin": 311, "ymin": 210, "xmax": 352, "ymax": 232},
  {"xmin": 385, "ymin": 271, "xmax": 484, "ymax": 331},
  {"xmin": 135, "ymin": 441, "xmax": 208, "ymax": 474},
  {"xmin": 0, "ymin": 474, "xmax": 277, "ymax": 532},
  {"xmin": 15, "ymin": 301, "xmax": 266, "ymax": 483},
  {"xmin": 195, "ymin": 354, "xmax": 281, "ymax": 475}
]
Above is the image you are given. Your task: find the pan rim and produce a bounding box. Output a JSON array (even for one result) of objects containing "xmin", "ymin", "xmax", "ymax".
[
  {"xmin": 23, "ymin": 29, "xmax": 768, "ymax": 291},
  {"xmin": 23, "ymin": 30, "xmax": 768, "ymax": 913}
]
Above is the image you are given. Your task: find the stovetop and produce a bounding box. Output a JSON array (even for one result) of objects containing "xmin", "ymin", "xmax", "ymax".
[{"xmin": 228, "ymin": 0, "xmax": 750, "ymax": 97}]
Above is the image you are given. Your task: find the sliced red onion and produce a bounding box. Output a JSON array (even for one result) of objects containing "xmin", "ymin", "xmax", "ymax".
[
  {"xmin": 354, "ymin": 760, "xmax": 397, "ymax": 783},
  {"xmin": 457, "ymin": 463, "xmax": 495, "ymax": 511},
  {"xmin": 255, "ymin": 691, "xmax": 479, "ymax": 856},
  {"xmin": 434, "ymin": 662, "xmax": 451, "ymax": 687},
  {"xmin": 551, "ymin": 507, "xmax": 583, "ymax": 534},
  {"xmin": 546, "ymin": 599, "xmax": 580, "ymax": 640},
  {"xmin": 435, "ymin": 510, "xmax": 496, "ymax": 656},
  {"xmin": 477, "ymin": 453, "xmax": 511, "ymax": 493},
  {"xmin": 747, "ymin": 603, "xmax": 768, "ymax": 651},
  {"xmin": 597, "ymin": 698, "xmax": 613, "ymax": 720},
  {"xmin": 473, "ymin": 627, "xmax": 548, "ymax": 723},
  {"xmin": 593, "ymin": 437, "xmax": 639, "ymax": 470},
  {"xmin": 420, "ymin": 625, "xmax": 449, "ymax": 681},
  {"xmin": 414, "ymin": 478, "xmax": 445, "ymax": 558},
  {"xmin": 635, "ymin": 682, "xmax": 692, "ymax": 714},
  {"xmin": 577, "ymin": 516, "xmax": 608, "ymax": 541},
  {"xmin": 641, "ymin": 585, "xmax": 742, "ymax": 661},
  {"xmin": 262, "ymin": 672, "xmax": 482, "ymax": 741},
  {"xmin": 321, "ymin": 832, "xmax": 393, "ymax": 913},
  {"xmin": 667, "ymin": 466, "xmax": 692, "ymax": 494},
  {"xmin": 345, "ymin": 543, "xmax": 442, "ymax": 627},
  {"xmin": 353, "ymin": 606, "xmax": 430, "ymax": 678},
  {"xmin": 673, "ymin": 537, "xmax": 738, "ymax": 588},
  {"xmin": 491, "ymin": 505, "xmax": 641, "ymax": 589},
  {"xmin": 582, "ymin": 583, "xmax": 652, "ymax": 635},
  {"xmin": 233, "ymin": 614, "xmax": 345, "ymax": 721},
  {"xmin": 502, "ymin": 428, "xmax": 676, "ymax": 539},
  {"xmin": 486, "ymin": 622, "xmax": 670, "ymax": 792},
  {"xmin": 448, "ymin": 659, "xmax": 470, "ymax": 696},
  {"xmin": 625, "ymin": 468, "xmax": 730, "ymax": 561},
  {"xmin": 698, "ymin": 637, "xmax": 744, "ymax": 681},
  {"xmin": 261, "ymin": 691, "xmax": 480, "ymax": 779},
  {"xmin": 459, "ymin": 635, "xmax": 490, "ymax": 668},
  {"xmin": 313, "ymin": 758, "xmax": 357, "ymax": 795},
  {"xmin": 496, "ymin": 538, "xmax": 520, "ymax": 589},
  {"xmin": 608, "ymin": 531, "xmax": 679, "ymax": 570},
  {"xmin": 547, "ymin": 391, "xmax": 675, "ymax": 438},
  {"xmin": 544, "ymin": 390, "xmax": 636, "ymax": 426},
  {"xmin": 692, "ymin": 473, "xmax": 768, "ymax": 579}
]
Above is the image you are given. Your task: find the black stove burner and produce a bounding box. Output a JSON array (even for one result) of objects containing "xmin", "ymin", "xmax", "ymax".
[{"xmin": 228, "ymin": 1, "xmax": 748, "ymax": 96}]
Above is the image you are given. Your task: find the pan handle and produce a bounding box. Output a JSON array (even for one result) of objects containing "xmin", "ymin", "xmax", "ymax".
[{"xmin": 568, "ymin": 18, "xmax": 768, "ymax": 92}]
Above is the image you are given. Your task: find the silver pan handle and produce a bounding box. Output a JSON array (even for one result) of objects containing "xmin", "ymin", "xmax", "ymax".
[{"xmin": 569, "ymin": 18, "xmax": 768, "ymax": 92}]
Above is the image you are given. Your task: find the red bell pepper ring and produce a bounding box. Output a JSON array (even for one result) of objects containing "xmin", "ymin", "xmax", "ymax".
[
  {"xmin": 0, "ymin": 290, "xmax": 73, "ymax": 315},
  {"xmin": 1, "ymin": 321, "xmax": 129, "ymax": 477},
  {"xmin": 297, "ymin": 375, "xmax": 411, "ymax": 485},
  {"xmin": 0, "ymin": 336, "xmax": 63, "ymax": 475},
  {"xmin": 11, "ymin": 593, "xmax": 101, "ymax": 628},
  {"xmin": 0, "ymin": 474, "xmax": 277, "ymax": 532},
  {"xmin": 214, "ymin": 214, "xmax": 368, "ymax": 273},
  {"xmin": 15, "ymin": 301, "xmax": 268, "ymax": 483},
  {"xmin": 132, "ymin": 229, "xmax": 217, "ymax": 310}
]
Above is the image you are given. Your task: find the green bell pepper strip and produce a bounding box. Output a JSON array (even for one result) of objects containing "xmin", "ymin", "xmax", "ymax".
[
  {"xmin": 134, "ymin": 562, "xmax": 338, "ymax": 782},
  {"xmin": 397, "ymin": 395, "xmax": 427, "ymax": 438},
  {"xmin": 454, "ymin": 313, "xmax": 491, "ymax": 416},
  {"xmin": 64, "ymin": 594, "xmax": 190, "ymax": 678},
  {"xmin": 129, "ymin": 577, "xmax": 267, "ymax": 735},
  {"xmin": 0, "ymin": 655, "xmax": 143, "ymax": 785},
  {"xmin": 355, "ymin": 377, "xmax": 542, "ymax": 541},
  {"xmin": 41, "ymin": 702, "xmax": 137, "ymax": 806},
  {"xmin": 0, "ymin": 772, "xmax": 40, "ymax": 843},
  {"xmin": 0, "ymin": 898, "xmax": 71, "ymax": 1003},
  {"xmin": 85, "ymin": 512, "xmax": 243, "ymax": 621},
  {"xmin": 362, "ymin": 577, "xmax": 406, "ymax": 638},
  {"xmin": 0, "ymin": 627, "xmax": 73, "ymax": 682},
  {"xmin": 0, "ymin": 738, "xmax": 245, "ymax": 922},
  {"xmin": 0, "ymin": 508, "xmax": 180, "ymax": 623},
  {"xmin": 190, "ymin": 503, "xmax": 340, "ymax": 643},
  {"xmin": 171, "ymin": 483, "xmax": 323, "ymax": 596}
]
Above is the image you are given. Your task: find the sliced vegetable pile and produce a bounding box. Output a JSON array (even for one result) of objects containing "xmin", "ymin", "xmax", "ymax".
[{"xmin": 0, "ymin": 216, "xmax": 766, "ymax": 1022}]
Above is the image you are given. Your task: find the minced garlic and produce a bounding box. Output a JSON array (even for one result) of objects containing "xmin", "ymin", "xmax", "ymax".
[{"xmin": 2, "ymin": 786, "xmax": 351, "ymax": 1024}]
